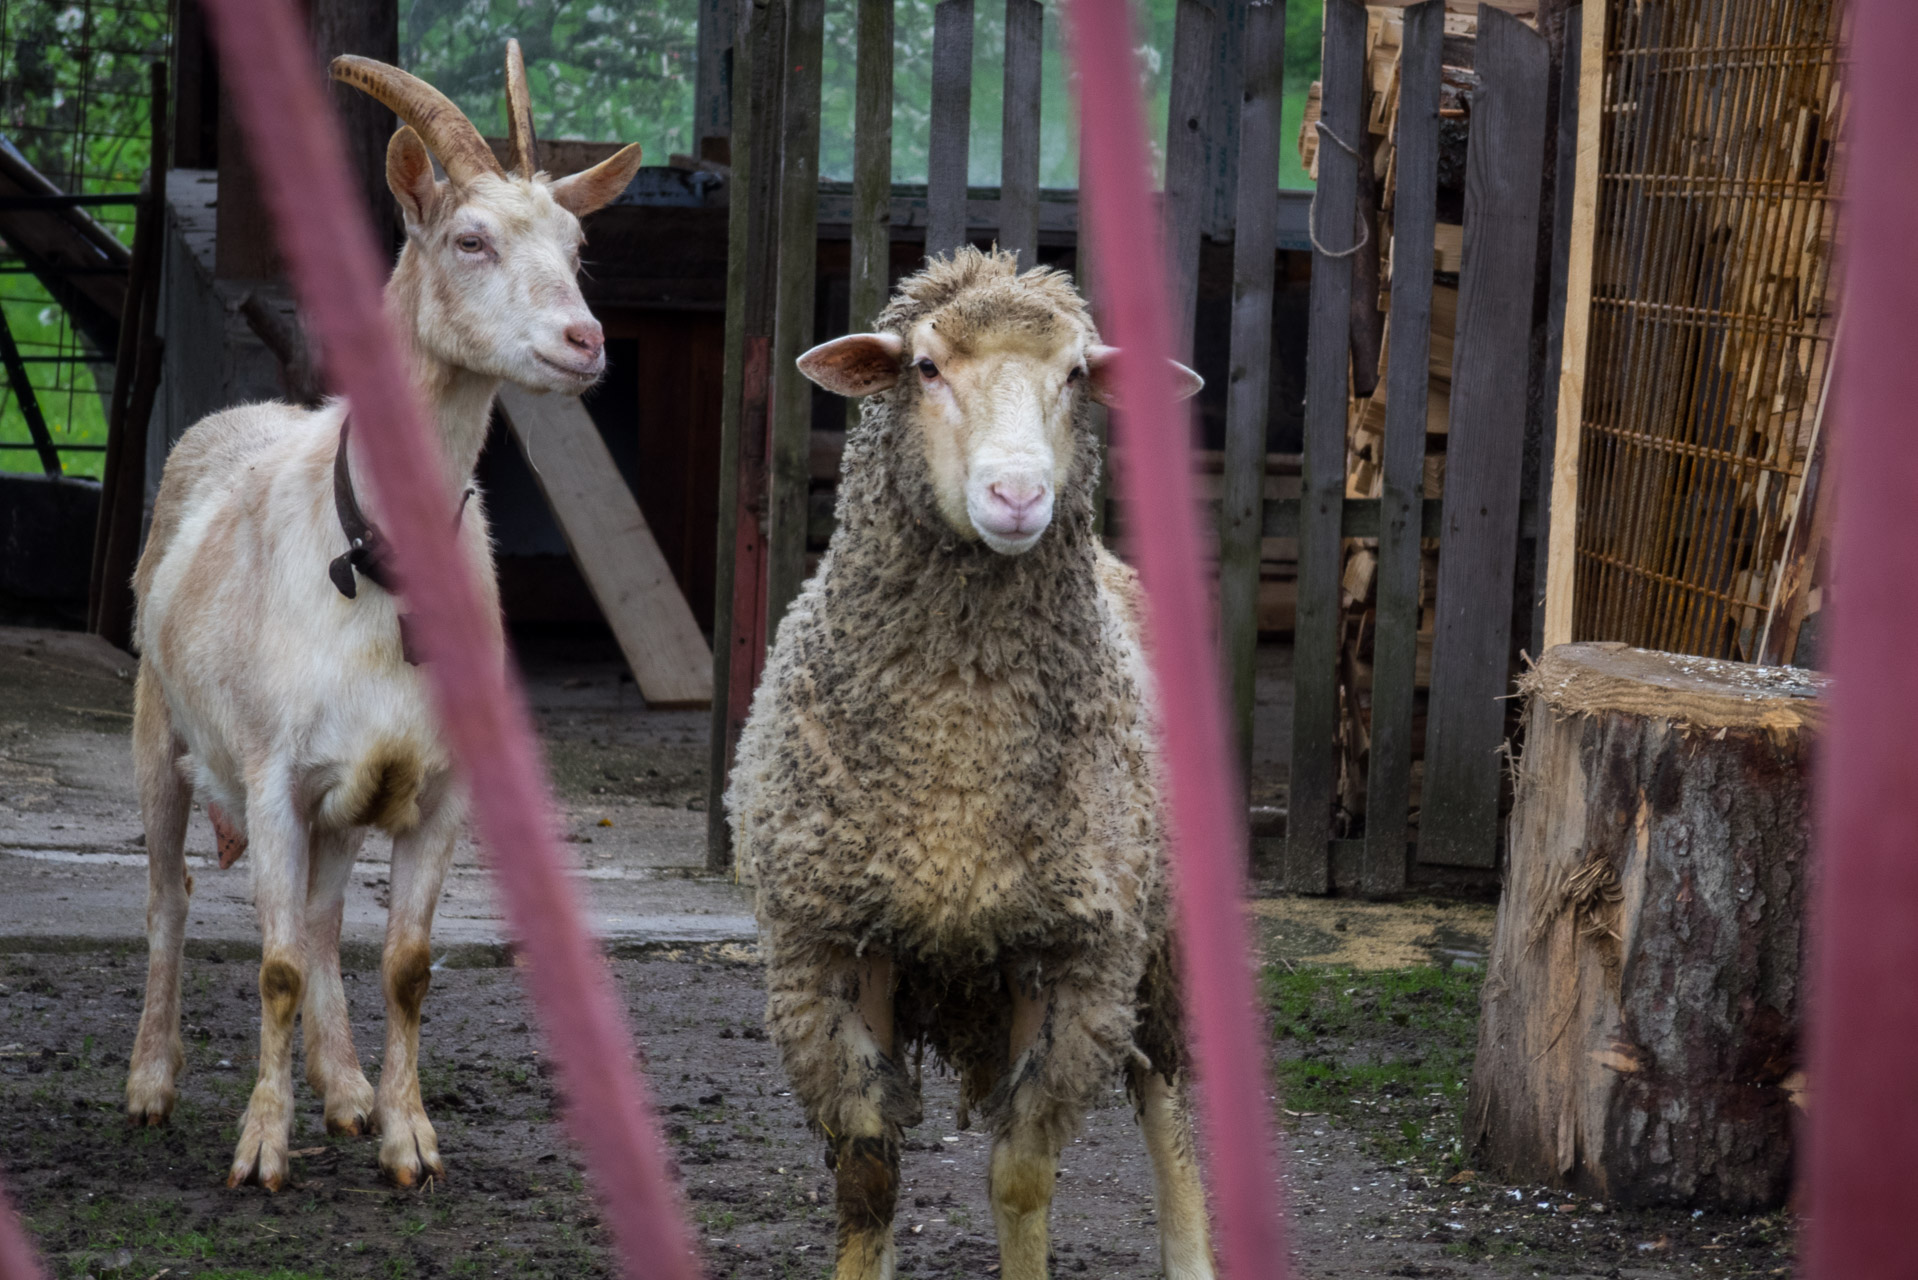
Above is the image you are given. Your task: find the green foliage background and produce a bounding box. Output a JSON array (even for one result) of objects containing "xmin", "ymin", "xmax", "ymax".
[{"xmin": 3, "ymin": 0, "xmax": 1321, "ymax": 475}]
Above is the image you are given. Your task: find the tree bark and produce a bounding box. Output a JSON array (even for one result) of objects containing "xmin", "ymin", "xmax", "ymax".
[{"xmin": 1467, "ymin": 642, "xmax": 1821, "ymax": 1209}]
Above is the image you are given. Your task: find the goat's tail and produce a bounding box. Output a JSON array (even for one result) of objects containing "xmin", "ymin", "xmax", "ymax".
[{"xmin": 318, "ymin": 740, "xmax": 424, "ymax": 834}]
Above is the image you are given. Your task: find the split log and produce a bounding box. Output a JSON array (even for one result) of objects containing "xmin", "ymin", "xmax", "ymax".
[{"xmin": 1467, "ymin": 642, "xmax": 1822, "ymax": 1209}]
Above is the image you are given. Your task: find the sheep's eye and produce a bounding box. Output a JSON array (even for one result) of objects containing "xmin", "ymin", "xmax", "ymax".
[
  {"xmin": 916, "ymin": 358, "xmax": 940, "ymax": 380},
  {"xmin": 1067, "ymin": 366, "xmax": 1085, "ymax": 384},
  {"xmin": 457, "ymin": 234, "xmax": 486, "ymax": 254}
]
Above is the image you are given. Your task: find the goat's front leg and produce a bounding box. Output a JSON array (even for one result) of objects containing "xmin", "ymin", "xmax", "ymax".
[
  {"xmin": 302, "ymin": 829, "xmax": 375, "ymax": 1135},
  {"xmin": 768, "ymin": 943, "xmax": 915, "ymax": 1280},
  {"xmin": 229, "ymin": 780, "xmax": 309, "ymax": 1191},
  {"xmin": 373, "ymin": 789, "xmax": 459, "ymax": 1186}
]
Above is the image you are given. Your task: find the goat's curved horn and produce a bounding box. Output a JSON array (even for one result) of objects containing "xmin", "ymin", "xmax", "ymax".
[
  {"xmin": 503, "ymin": 39, "xmax": 540, "ymax": 177},
  {"xmin": 330, "ymin": 55, "xmax": 504, "ymax": 187}
]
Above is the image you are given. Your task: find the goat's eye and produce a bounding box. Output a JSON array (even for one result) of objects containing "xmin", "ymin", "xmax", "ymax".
[
  {"xmin": 457, "ymin": 234, "xmax": 485, "ymax": 254},
  {"xmin": 916, "ymin": 358, "xmax": 940, "ymax": 380}
]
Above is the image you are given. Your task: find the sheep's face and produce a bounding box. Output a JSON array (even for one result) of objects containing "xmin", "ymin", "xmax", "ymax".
[{"xmin": 798, "ymin": 325, "xmax": 1201, "ymax": 556}]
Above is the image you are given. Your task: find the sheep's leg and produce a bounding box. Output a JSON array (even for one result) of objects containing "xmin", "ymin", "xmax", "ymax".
[
  {"xmin": 1136, "ymin": 1068, "xmax": 1215, "ymax": 1280},
  {"xmin": 825, "ymin": 950, "xmax": 902, "ymax": 1280},
  {"xmin": 229, "ymin": 779, "xmax": 309, "ymax": 1191},
  {"xmin": 302, "ymin": 828, "xmax": 374, "ymax": 1135},
  {"xmin": 992, "ymin": 978, "xmax": 1061, "ymax": 1280},
  {"xmin": 126, "ymin": 663, "xmax": 194, "ymax": 1126},
  {"xmin": 373, "ymin": 789, "xmax": 458, "ymax": 1186}
]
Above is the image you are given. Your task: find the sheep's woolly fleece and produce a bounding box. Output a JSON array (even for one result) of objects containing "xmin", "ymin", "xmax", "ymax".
[{"xmin": 728, "ymin": 248, "xmax": 1184, "ymax": 1144}]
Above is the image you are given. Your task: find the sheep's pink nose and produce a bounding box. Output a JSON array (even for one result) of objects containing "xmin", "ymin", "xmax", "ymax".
[
  {"xmin": 987, "ymin": 480, "xmax": 1046, "ymax": 523},
  {"xmin": 565, "ymin": 321, "xmax": 604, "ymax": 360}
]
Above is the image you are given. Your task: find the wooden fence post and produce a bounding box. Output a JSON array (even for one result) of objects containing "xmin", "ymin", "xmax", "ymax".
[
  {"xmin": 767, "ymin": 0, "xmax": 826, "ymax": 635},
  {"xmin": 1285, "ymin": 0, "xmax": 1365, "ymax": 894},
  {"xmin": 1530, "ymin": 2, "xmax": 1581, "ymax": 658},
  {"xmin": 1361, "ymin": 0, "xmax": 1443, "ymax": 897},
  {"xmin": 849, "ymin": 0, "xmax": 894, "ymax": 338},
  {"xmin": 1219, "ymin": 0, "xmax": 1285, "ymax": 780},
  {"xmin": 1420, "ymin": 7, "xmax": 1550, "ymax": 869},
  {"xmin": 707, "ymin": 0, "xmax": 789, "ymax": 869},
  {"xmin": 1000, "ymin": 0, "xmax": 1043, "ymax": 270},
  {"xmin": 1163, "ymin": 0, "xmax": 1216, "ymax": 356},
  {"xmin": 927, "ymin": 0, "xmax": 975, "ymax": 259},
  {"xmin": 695, "ymin": 0, "xmax": 735, "ymax": 162}
]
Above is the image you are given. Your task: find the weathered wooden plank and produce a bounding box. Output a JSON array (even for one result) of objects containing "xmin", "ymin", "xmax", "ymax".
[
  {"xmin": 1420, "ymin": 6, "xmax": 1550, "ymax": 869},
  {"xmin": 926, "ymin": 0, "xmax": 975, "ymax": 260},
  {"xmin": 1163, "ymin": 0, "xmax": 1217, "ymax": 357},
  {"xmin": 1542, "ymin": 0, "xmax": 1603, "ymax": 648},
  {"xmin": 1286, "ymin": 0, "xmax": 1366, "ymax": 893},
  {"xmin": 1220, "ymin": 0, "xmax": 1286, "ymax": 779},
  {"xmin": 1363, "ymin": 0, "xmax": 1442, "ymax": 896},
  {"xmin": 497, "ymin": 385, "xmax": 714, "ymax": 709},
  {"xmin": 707, "ymin": 0, "xmax": 788, "ymax": 866},
  {"xmin": 1529, "ymin": 2, "xmax": 1580, "ymax": 657},
  {"xmin": 847, "ymin": 0, "xmax": 894, "ymax": 436},
  {"xmin": 1202, "ymin": 0, "xmax": 1248, "ymax": 237},
  {"xmin": 999, "ymin": 0, "xmax": 1043, "ymax": 269},
  {"xmin": 767, "ymin": 0, "xmax": 826, "ymax": 635},
  {"xmin": 694, "ymin": 0, "xmax": 735, "ymax": 162}
]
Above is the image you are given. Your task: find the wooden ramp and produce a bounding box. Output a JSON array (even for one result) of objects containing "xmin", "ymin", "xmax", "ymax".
[{"xmin": 496, "ymin": 384, "xmax": 713, "ymax": 709}]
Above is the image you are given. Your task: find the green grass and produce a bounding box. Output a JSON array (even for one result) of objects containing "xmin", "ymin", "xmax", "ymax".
[{"xmin": 1266, "ymin": 963, "xmax": 1483, "ymax": 1166}]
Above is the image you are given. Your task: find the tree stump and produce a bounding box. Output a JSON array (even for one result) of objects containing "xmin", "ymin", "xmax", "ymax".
[{"xmin": 1466, "ymin": 642, "xmax": 1823, "ymax": 1209}]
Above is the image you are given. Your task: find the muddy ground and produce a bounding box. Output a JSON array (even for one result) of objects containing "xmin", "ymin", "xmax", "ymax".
[{"xmin": 1, "ymin": 627, "xmax": 1796, "ymax": 1278}]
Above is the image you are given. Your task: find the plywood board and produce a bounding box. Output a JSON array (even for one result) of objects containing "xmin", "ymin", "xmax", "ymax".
[{"xmin": 497, "ymin": 384, "xmax": 713, "ymax": 708}]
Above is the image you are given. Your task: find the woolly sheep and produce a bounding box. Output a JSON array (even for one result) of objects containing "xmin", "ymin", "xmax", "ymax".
[{"xmin": 728, "ymin": 248, "xmax": 1215, "ymax": 1280}]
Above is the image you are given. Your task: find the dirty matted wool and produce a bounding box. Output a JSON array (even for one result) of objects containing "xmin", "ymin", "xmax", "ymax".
[{"xmin": 728, "ymin": 249, "xmax": 1183, "ymax": 1143}]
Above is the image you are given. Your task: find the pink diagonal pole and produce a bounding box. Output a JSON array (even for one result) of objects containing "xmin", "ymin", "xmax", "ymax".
[
  {"xmin": 0, "ymin": 1182, "xmax": 47, "ymax": 1280},
  {"xmin": 190, "ymin": 3, "xmax": 700, "ymax": 1277},
  {"xmin": 1805, "ymin": 1, "xmax": 1918, "ymax": 1276},
  {"xmin": 1060, "ymin": 2, "xmax": 1291, "ymax": 1276}
]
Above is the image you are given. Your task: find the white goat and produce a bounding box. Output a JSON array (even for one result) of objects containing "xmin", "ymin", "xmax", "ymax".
[{"xmin": 123, "ymin": 43, "xmax": 640, "ymax": 1191}]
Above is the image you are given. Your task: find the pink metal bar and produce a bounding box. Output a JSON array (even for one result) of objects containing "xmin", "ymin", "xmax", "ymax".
[
  {"xmin": 0, "ymin": 1182, "xmax": 47, "ymax": 1280},
  {"xmin": 1805, "ymin": 2, "xmax": 1917, "ymax": 1276},
  {"xmin": 190, "ymin": 3, "xmax": 701, "ymax": 1276},
  {"xmin": 1060, "ymin": 1, "xmax": 1291, "ymax": 1275}
]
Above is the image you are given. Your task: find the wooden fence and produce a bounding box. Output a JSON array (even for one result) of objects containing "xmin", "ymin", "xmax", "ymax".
[{"xmin": 703, "ymin": 0, "xmax": 1564, "ymax": 893}]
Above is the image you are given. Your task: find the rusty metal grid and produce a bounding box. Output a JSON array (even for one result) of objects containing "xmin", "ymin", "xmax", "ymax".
[{"xmin": 1572, "ymin": 0, "xmax": 1846, "ymax": 660}]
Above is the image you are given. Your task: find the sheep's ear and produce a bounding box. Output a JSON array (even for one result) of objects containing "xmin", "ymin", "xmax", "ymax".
[
  {"xmin": 797, "ymin": 333, "xmax": 905, "ymax": 397},
  {"xmin": 386, "ymin": 127, "xmax": 441, "ymax": 226},
  {"xmin": 1084, "ymin": 344, "xmax": 1204, "ymax": 408}
]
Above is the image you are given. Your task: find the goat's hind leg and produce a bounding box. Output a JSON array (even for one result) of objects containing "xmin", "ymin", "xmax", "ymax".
[
  {"xmin": 126, "ymin": 662, "xmax": 194, "ymax": 1126},
  {"xmin": 303, "ymin": 829, "xmax": 375, "ymax": 1135}
]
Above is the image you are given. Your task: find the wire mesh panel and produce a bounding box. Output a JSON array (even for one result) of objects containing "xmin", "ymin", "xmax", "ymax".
[
  {"xmin": 0, "ymin": 0, "xmax": 168, "ymax": 476},
  {"xmin": 1571, "ymin": 0, "xmax": 1846, "ymax": 659}
]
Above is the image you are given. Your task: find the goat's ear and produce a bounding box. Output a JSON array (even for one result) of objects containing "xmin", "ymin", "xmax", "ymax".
[
  {"xmin": 386, "ymin": 127, "xmax": 440, "ymax": 226},
  {"xmin": 1084, "ymin": 343, "xmax": 1204, "ymax": 408},
  {"xmin": 797, "ymin": 333, "xmax": 905, "ymax": 397},
  {"xmin": 550, "ymin": 144, "xmax": 644, "ymax": 218}
]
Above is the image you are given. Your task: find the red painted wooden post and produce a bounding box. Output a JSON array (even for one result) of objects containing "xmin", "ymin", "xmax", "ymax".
[
  {"xmin": 187, "ymin": 3, "xmax": 703, "ymax": 1277},
  {"xmin": 1805, "ymin": 1, "xmax": 1918, "ymax": 1275},
  {"xmin": 1061, "ymin": 1, "xmax": 1291, "ymax": 1275}
]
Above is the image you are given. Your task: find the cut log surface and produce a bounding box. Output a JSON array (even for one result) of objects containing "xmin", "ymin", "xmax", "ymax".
[{"xmin": 1467, "ymin": 642, "xmax": 1822, "ymax": 1209}]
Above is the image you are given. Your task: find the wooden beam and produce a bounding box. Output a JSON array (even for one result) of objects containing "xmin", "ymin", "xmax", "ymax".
[
  {"xmin": 1363, "ymin": 0, "xmax": 1442, "ymax": 897},
  {"xmin": 1420, "ymin": 6, "xmax": 1550, "ymax": 869},
  {"xmin": 497, "ymin": 385, "xmax": 713, "ymax": 709},
  {"xmin": 999, "ymin": 0, "xmax": 1043, "ymax": 270},
  {"xmin": 848, "ymin": 0, "xmax": 895, "ymax": 434},
  {"xmin": 708, "ymin": 0, "xmax": 788, "ymax": 866},
  {"xmin": 1202, "ymin": 0, "xmax": 1249, "ymax": 237},
  {"xmin": 1530, "ymin": 2, "xmax": 1581, "ymax": 657},
  {"xmin": 1541, "ymin": 0, "xmax": 1603, "ymax": 648},
  {"xmin": 927, "ymin": 0, "xmax": 975, "ymax": 260},
  {"xmin": 767, "ymin": 0, "xmax": 826, "ymax": 633},
  {"xmin": 309, "ymin": 0, "xmax": 398, "ymax": 250},
  {"xmin": 1285, "ymin": 0, "xmax": 1366, "ymax": 894},
  {"xmin": 694, "ymin": 0, "xmax": 736, "ymax": 163},
  {"xmin": 1163, "ymin": 0, "xmax": 1217, "ymax": 357},
  {"xmin": 1220, "ymin": 0, "xmax": 1285, "ymax": 782}
]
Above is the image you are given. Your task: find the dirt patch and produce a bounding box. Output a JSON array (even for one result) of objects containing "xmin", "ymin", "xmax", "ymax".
[{"xmin": 1254, "ymin": 897, "xmax": 1496, "ymax": 972}]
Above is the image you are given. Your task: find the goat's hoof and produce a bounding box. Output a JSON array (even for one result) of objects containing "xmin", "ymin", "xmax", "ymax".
[
  {"xmin": 326, "ymin": 1113, "xmax": 368, "ymax": 1137},
  {"xmin": 124, "ymin": 1072, "xmax": 177, "ymax": 1127},
  {"xmin": 320, "ymin": 1074, "xmax": 376, "ymax": 1136},
  {"xmin": 378, "ymin": 1109, "xmax": 444, "ymax": 1188},
  {"xmin": 228, "ymin": 1106, "xmax": 290, "ymax": 1191}
]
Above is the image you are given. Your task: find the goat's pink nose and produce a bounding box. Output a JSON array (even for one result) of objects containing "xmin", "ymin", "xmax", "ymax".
[
  {"xmin": 565, "ymin": 321, "xmax": 604, "ymax": 360},
  {"xmin": 988, "ymin": 480, "xmax": 1045, "ymax": 520}
]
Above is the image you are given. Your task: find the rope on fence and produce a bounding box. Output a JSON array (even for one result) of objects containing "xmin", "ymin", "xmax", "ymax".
[
  {"xmin": 1060, "ymin": 1, "xmax": 1292, "ymax": 1276},
  {"xmin": 189, "ymin": 3, "xmax": 700, "ymax": 1277}
]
